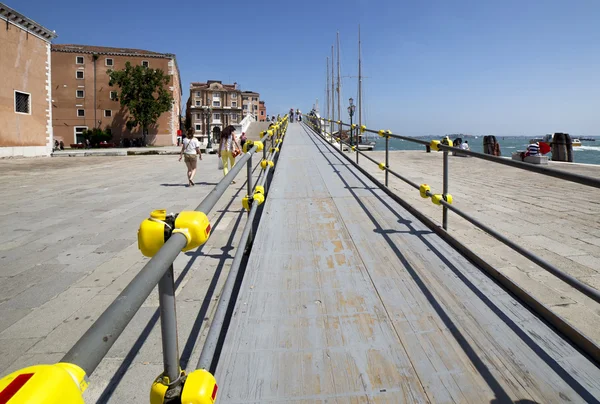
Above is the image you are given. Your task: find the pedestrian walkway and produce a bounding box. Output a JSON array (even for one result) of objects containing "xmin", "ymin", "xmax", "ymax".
[{"xmin": 214, "ymin": 123, "xmax": 600, "ymax": 403}]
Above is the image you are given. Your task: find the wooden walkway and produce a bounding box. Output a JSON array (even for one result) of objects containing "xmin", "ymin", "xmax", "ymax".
[{"xmin": 215, "ymin": 123, "xmax": 600, "ymax": 403}]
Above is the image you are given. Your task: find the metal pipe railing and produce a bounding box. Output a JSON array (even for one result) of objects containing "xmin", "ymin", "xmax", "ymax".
[
  {"xmin": 197, "ymin": 145, "xmax": 282, "ymax": 371},
  {"xmin": 304, "ymin": 116, "xmax": 600, "ymax": 305},
  {"xmin": 61, "ymin": 128, "xmax": 277, "ymax": 377},
  {"xmin": 319, "ymin": 117, "xmax": 600, "ymax": 190}
]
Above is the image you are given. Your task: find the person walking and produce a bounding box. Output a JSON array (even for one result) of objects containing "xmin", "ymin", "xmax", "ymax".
[
  {"xmin": 218, "ymin": 125, "xmax": 241, "ymax": 183},
  {"xmin": 179, "ymin": 128, "xmax": 202, "ymax": 186},
  {"xmin": 296, "ymin": 109, "xmax": 302, "ymax": 122},
  {"xmin": 289, "ymin": 108, "xmax": 295, "ymax": 123}
]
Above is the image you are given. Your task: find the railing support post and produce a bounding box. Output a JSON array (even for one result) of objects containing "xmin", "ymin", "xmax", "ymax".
[
  {"xmin": 443, "ymin": 150, "xmax": 449, "ymax": 230},
  {"xmin": 385, "ymin": 135, "xmax": 389, "ymax": 187},
  {"xmin": 158, "ymin": 264, "xmax": 181, "ymax": 384},
  {"xmin": 246, "ymin": 153, "xmax": 253, "ymax": 244}
]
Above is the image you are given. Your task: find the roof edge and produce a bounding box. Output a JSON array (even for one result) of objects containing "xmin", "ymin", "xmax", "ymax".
[{"xmin": 0, "ymin": 2, "xmax": 57, "ymax": 41}]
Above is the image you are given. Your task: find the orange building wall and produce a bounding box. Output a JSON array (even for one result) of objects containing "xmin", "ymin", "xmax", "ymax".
[
  {"xmin": 52, "ymin": 52, "xmax": 180, "ymax": 146},
  {"xmin": 0, "ymin": 23, "xmax": 51, "ymax": 154}
]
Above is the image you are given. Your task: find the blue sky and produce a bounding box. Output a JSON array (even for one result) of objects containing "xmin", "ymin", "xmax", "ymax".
[{"xmin": 14, "ymin": 0, "xmax": 600, "ymax": 136}]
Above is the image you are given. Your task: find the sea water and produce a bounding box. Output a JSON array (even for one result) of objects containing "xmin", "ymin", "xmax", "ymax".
[{"xmin": 372, "ymin": 136, "xmax": 600, "ymax": 165}]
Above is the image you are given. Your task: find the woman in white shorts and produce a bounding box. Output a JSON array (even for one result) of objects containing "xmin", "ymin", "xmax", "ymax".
[{"xmin": 179, "ymin": 128, "xmax": 202, "ymax": 186}]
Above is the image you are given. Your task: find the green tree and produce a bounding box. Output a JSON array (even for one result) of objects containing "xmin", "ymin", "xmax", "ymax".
[{"xmin": 108, "ymin": 62, "xmax": 173, "ymax": 145}]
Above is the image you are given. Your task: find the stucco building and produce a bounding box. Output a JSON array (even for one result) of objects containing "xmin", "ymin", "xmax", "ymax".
[
  {"xmin": 242, "ymin": 91, "xmax": 260, "ymax": 121},
  {"xmin": 186, "ymin": 81, "xmax": 243, "ymax": 145},
  {"xmin": 258, "ymin": 101, "xmax": 267, "ymax": 121},
  {"xmin": 0, "ymin": 3, "xmax": 57, "ymax": 157},
  {"xmin": 51, "ymin": 45, "xmax": 181, "ymax": 146}
]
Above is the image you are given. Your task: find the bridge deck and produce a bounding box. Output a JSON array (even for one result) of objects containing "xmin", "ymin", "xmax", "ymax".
[{"xmin": 215, "ymin": 123, "xmax": 600, "ymax": 403}]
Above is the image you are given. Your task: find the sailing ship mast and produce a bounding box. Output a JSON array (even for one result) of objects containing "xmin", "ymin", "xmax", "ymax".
[
  {"xmin": 336, "ymin": 31, "xmax": 341, "ymax": 137},
  {"xmin": 326, "ymin": 56, "xmax": 330, "ymax": 123},
  {"xmin": 358, "ymin": 25, "xmax": 362, "ymax": 132},
  {"xmin": 331, "ymin": 45, "xmax": 335, "ymax": 135}
]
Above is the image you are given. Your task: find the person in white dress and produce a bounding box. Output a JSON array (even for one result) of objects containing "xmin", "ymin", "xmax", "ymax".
[{"xmin": 178, "ymin": 128, "xmax": 202, "ymax": 186}]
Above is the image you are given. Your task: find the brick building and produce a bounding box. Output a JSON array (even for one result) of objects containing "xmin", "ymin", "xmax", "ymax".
[
  {"xmin": 0, "ymin": 3, "xmax": 57, "ymax": 157},
  {"xmin": 258, "ymin": 101, "xmax": 267, "ymax": 122},
  {"xmin": 51, "ymin": 45, "xmax": 181, "ymax": 146}
]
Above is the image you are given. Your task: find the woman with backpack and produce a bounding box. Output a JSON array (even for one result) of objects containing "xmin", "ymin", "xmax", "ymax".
[{"xmin": 218, "ymin": 125, "xmax": 241, "ymax": 183}]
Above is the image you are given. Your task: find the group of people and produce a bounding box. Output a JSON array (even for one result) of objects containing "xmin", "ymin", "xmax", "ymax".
[
  {"xmin": 179, "ymin": 125, "xmax": 242, "ymax": 187},
  {"xmin": 289, "ymin": 108, "xmax": 302, "ymax": 123}
]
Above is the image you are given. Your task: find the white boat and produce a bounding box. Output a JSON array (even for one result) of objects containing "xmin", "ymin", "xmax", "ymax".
[{"xmin": 530, "ymin": 134, "xmax": 581, "ymax": 147}]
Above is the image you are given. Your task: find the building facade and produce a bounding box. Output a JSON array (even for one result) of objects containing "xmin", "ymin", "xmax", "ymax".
[
  {"xmin": 241, "ymin": 91, "xmax": 260, "ymax": 121},
  {"xmin": 0, "ymin": 3, "xmax": 57, "ymax": 157},
  {"xmin": 258, "ymin": 101, "xmax": 267, "ymax": 121},
  {"xmin": 186, "ymin": 81, "xmax": 243, "ymax": 145},
  {"xmin": 51, "ymin": 45, "xmax": 181, "ymax": 147}
]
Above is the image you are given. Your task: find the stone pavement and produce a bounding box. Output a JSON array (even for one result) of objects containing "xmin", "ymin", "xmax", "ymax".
[
  {"xmin": 0, "ymin": 154, "xmax": 258, "ymax": 402},
  {"xmin": 51, "ymin": 146, "xmax": 182, "ymax": 157},
  {"xmin": 362, "ymin": 150, "xmax": 600, "ymax": 343}
]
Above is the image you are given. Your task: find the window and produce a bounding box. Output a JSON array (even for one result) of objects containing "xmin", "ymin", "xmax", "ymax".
[
  {"xmin": 242, "ymin": 96, "xmax": 248, "ymax": 101},
  {"xmin": 14, "ymin": 91, "xmax": 31, "ymax": 114},
  {"xmin": 231, "ymin": 93, "xmax": 237, "ymax": 99},
  {"xmin": 142, "ymin": 60, "xmax": 149, "ymax": 68},
  {"xmin": 213, "ymin": 113, "xmax": 220, "ymax": 120},
  {"xmin": 252, "ymin": 97, "xmax": 258, "ymax": 101},
  {"xmin": 105, "ymin": 58, "xmax": 114, "ymax": 67},
  {"xmin": 213, "ymin": 92, "xmax": 220, "ymax": 98},
  {"xmin": 196, "ymin": 113, "xmax": 201, "ymax": 119},
  {"xmin": 243, "ymin": 105, "xmax": 248, "ymax": 110},
  {"xmin": 104, "ymin": 110, "xmax": 112, "ymax": 117},
  {"xmin": 76, "ymin": 90, "xmax": 85, "ymax": 98},
  {"xmin": 76, "ymin": 56, "xmax": 84, "ymax": 64},
  {"xmin": 76, "ymin": 71, "xmax": 84, "ymax": 79},
  {"xmin": 253, "ymin": 105, "xmax": 258, "ymax": 110},
  {"xmin": 260, "ymin": 111, "xmax": 264, "ymax": 116},
  {"xmin": 77, "ymin": 109, "xmax": 85, "ymax": 117},
  {"xmin": 232, "ymin": 114, "xmax": 238, "ymax": 120},
  {"xmin": 195, "ymin": 124, "xmax": 201, "ymax": 131},
  {"xmin": 195, "ymin": 101, "xmax": 201, "ymax": 106},
  {"xmin": 196, "ymin": 91, "xmax": 201, "ymax": 97},
  {"xmin": 232, "ymin": 101, "xmax": 237, "ymax": 107},
  {"xmin": 213, "ymin": 101, "xmax": 220, "ymax": 107},
  {"xmin": 110, "ymin": 91, "xmax": 118, "ymax": 100}
]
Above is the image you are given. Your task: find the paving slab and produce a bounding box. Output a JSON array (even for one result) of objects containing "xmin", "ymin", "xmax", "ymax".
[{"xmin": 0, "ymin": 153, "xmax": 263, "ymax": 403}]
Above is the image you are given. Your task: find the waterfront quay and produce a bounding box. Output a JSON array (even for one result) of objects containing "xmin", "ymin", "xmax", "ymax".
[{"xmin": 363, "ymin": 150, "xmax": 600, "ymax": 342}]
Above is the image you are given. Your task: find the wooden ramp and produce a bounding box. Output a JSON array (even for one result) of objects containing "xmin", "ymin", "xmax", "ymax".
[{"xmin": 214, "ymin": 123, "xmax": 600, "ymax": 403}]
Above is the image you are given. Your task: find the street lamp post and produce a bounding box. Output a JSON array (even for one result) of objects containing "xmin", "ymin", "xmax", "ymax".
[
  {"xmin": 206, "ymin": 106, "xmax": 213, "ymax": 150},
  {"xmin": 347, "ymin": 97, "xmax": 356, "ymax": 146}
]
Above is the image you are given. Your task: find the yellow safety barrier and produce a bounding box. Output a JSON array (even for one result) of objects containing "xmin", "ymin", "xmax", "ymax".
[
  {"xmin": 419, "ymin": 184, "xmax": 431, "ymax": 198},
  {"xmin": 180, "ymin": 369, "xmax": 218, "ymax": 404},
  {"xmin": 0, "ymin": 363, "xmax": 88, "ymax": 404},
  {"xmin": 351, "ymin": 146, "xmax": 356, "ymax": 151},
  {"xmin": 173, "ymin": 211, "xmax": 211, "ymax": 252},
  {"xmin": 430, "ymin": 140, "xmax": 441, "ymax": 151},
  {"xmin": 242, "ymin": 140, "xmax": 264, "ymax": 154},
  {"xmin": 138, "ymin": 209, "xmax": 170, "ymax": 258},
  {"xmin": 431, "ymin": 194, "xmax": 453, "ymax": 205},
  {"xmin": 260, "ymin": 159, "xmax": 268, "ymax": 169},
  {"xmin": 270, "ymin": 147, "xmax": 280, "ymax": 153},
  {"xmin": 150, "ymin": 371, "xmax": 184, "ymax": 404},
  {"xmin": 138, "ymin": 210, "xmax": 211, "ymax": 257},
  {"xmin": 441, "ymin": 136, "xmax": 453, "ymax": 147},
  {"xmin": 267, "ymin": 130, "xmax": 273, "ymax": 137},
  {"xmin": 378, "ymin": 129, "xmax": 391, "ymax": 138},
  {"xmin": 360, "ymin": 125, "xmax": 367, "ymax": 133},
  {"xmin": 242, "ymin": 195, "xmax": 251, "ymax": 211},
  {"xmin": 378, "ymin": 162, "xmax": 386, "ymax": 171}
]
